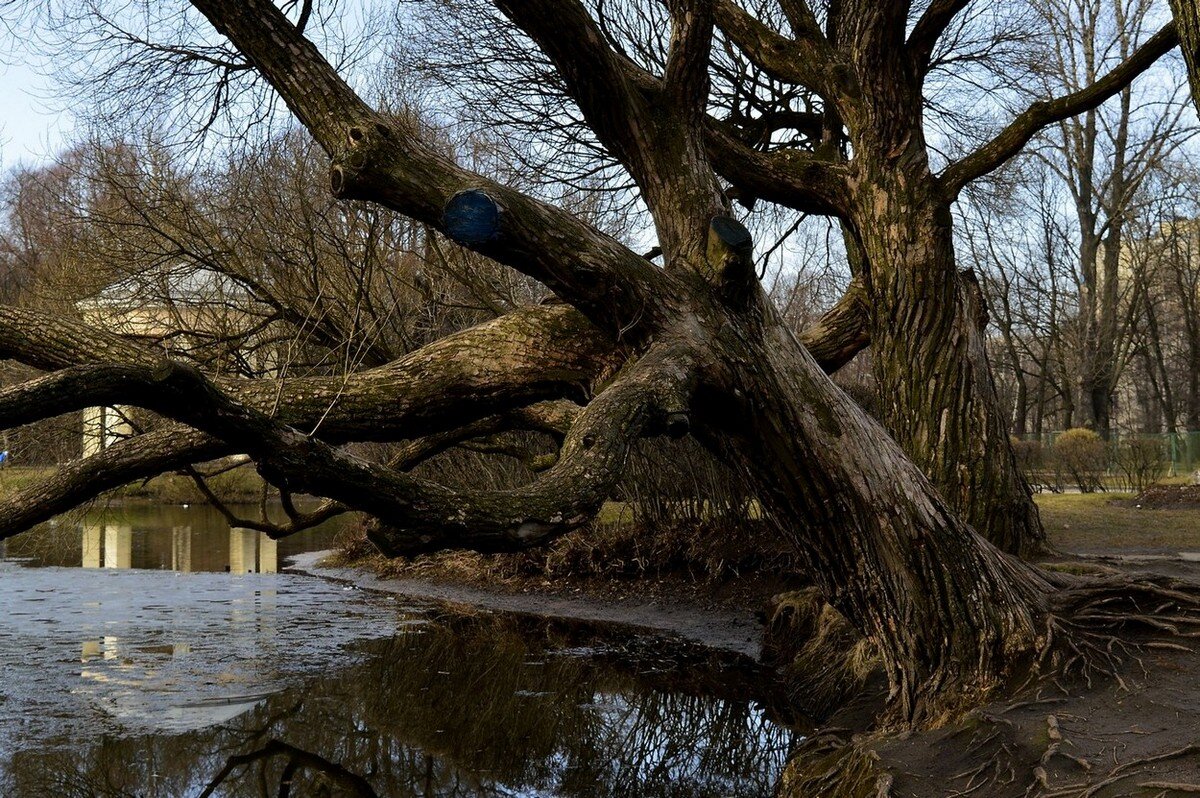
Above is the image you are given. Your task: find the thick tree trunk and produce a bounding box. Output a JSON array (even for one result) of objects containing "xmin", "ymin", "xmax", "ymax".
[
  {"xmin": 1161, "ymin": 3, "xmax": 1200, "ymax": 428},
  {"xmin": 853, "ymin": 187, "xmax": 1046, "ymax": 557},
  {"xmin": 698, "ymin": 312, "xmax": 1050, "ymax": 726},
  {"xmin": 1079, "ymin": 228, "xmax": 1123, "ymax": 439}
]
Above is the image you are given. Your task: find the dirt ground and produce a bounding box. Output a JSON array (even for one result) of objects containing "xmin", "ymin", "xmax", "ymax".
[
  {"xmin": 871, "ymin": 639, "xmax": 1200, "ymax": 796},
  {"xmin": 287, "ymin": 550, "xmax": 771, "ymax": 658},
  {"xmin": 1126, "ymin": 484, "xmax": 1200, "ymax": 511}
]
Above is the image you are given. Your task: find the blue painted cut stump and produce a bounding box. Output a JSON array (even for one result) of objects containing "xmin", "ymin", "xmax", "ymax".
[
  {"xmin": 443, "ymin": 190, "xmax": 503, "ymax": 245},
  {"xmin": 710, "ymin": 215, "xmax": 752, "ymax": 252}
]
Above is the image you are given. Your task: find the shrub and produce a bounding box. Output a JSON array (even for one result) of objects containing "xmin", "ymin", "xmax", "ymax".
[
  {"xmin": 1113, "ymin": 436, "xmax": 1166, "ymax": 492},
  {"xmin": 1051, "ymin": 428, "xmax": 1108, "ymax": 493}
]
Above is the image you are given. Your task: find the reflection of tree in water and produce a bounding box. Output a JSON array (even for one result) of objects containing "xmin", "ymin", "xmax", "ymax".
[{"xmin": 3, "ymin": 611, "xmax": 796, "ymax": 797}]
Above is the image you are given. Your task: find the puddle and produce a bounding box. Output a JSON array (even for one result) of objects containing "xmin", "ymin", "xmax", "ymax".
[
  {"xmin": 2, "ymin": 502, "xmax": 343, "ymax": 572},
  {"xmin": 0, "ymin": 561, "xmax": 401, "ymax": 742},
  {"xmin": 0, "ymin": 515, "xmax": 798, "ymax": 796}
]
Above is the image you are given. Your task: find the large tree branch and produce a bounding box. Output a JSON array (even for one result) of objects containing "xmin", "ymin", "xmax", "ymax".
[
  {"xmin": 938, "ymin": 22, "xmax": 1178, "ymax": 198},
  {"xmin": 0, "ymin": 428, "xmax": 228, "ymax": 540},
  {"xmin": 906, "ymin": 0, "xmax": 971, "ymax": 73},
  {"xmin": 1170, "ymin": 0, "xmax": 1200, "ymax": 112},
  {"xmin": 704, "ymin": 120, "xmax": 852, "ymax": 216},
  {"xmin": 187, "ymin": 0, "xmax": 672, "ymax": 341},
  {"xmin": 712, "ymin": 0, "xmax": 844, "ymax": 105},
  {"xmin": 0, "ymin": 304, "xmax": 618, "ymax": 443},
  {"xmin": 777, "ymin": 0, "xmax": 824, "ymax": 41},
  {"xmin": 490, "ymin": 0, "xmax": 653, "ymax": 181},
  {"xmin": 0, "ymin": 399, "xmax": 583, "ymax": 541},
  {"xmin": 798, "ymin": 277, "xmax": 870, "ymax": 372},
  {"xmin": 492, "ymin": 0, "xmax": 652, "ymax": 163},
  {"xmin": 663, "ymin": 0, "xmax": 717, "ymax": 116},
  {"xmin": 493, "ymin": 0, "xmax": 728, "ymax": 261},
  {"xmin": 186, "ymin": 401, "xmax": 580, "ymax": 540},
  {"xmin": 2, "ymin": 343, "xmax": 695, "ymax": 554}
]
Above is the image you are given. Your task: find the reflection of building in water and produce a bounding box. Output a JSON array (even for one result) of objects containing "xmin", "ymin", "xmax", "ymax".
[
  {"xmin": 81, "ymin": 522, "xmax": 132, "ymax": 569},
  {"xmin": 81, "ymin": 638, "xmax": 191, "ymax": 663},
  {"xmin": 229, "ymin": 528, "xmax": 278, "ymax": 574},
  {"xmin": 81, "ymin": 521, "xmax": 277, "ymax": 573},
  {"xmin": 172, "ymin": 526, "xmax": 191, "ymax": 572}
]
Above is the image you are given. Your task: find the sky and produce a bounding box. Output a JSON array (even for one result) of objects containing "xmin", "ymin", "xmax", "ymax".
[
  {"xmin": 0, "ymin": 1, "xmax": 384, "ymax": 172},
  {"xmin": 0, "ymin": 29, "xmax": 69, "ymax": 169}
]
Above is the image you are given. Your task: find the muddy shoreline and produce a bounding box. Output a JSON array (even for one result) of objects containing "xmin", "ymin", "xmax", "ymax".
[{"xmin": 286, "ymin": 550, "xmax": 769, "ymax": 658}]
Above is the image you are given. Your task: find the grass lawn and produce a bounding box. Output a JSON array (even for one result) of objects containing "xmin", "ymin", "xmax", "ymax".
[
  {"xmin": 1036, "ymin": 491, "xmax": 1200, "ymax": 553},
  {"xmin": 0, "ymin": 464, "xmax": 265, "ymax": 504}
]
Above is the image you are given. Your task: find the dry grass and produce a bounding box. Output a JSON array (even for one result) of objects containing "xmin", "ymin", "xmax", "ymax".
[
  {"xmin": 0, "ymin": 464, "xmax": 265, "ymax": 504},
  {"xmin": 1037, "ymin": 492, "xmax": 1200, "ymax": 553},
  {"xmin": 329, "ymin": 502, "xmax": 798, "ymax": 592}
]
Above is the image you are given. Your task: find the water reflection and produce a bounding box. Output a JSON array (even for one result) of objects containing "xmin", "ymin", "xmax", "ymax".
[
  {"xmin": 1, "ymin": 505, "xmax": 797, "ymax": 796},
  {"xmin": 2, "ymin": 610, "xmax": 796, "ymax": 797},
  {"xmin": 8, "ymin": 503, "xmax": 340, "ymax": 572},
  {"xmin": 0, "ymin": 559, "xmax": 399, "ymax": 741}
]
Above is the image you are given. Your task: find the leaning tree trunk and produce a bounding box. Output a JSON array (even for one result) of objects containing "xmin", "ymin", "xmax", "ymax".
[
  {"xmin": 697, "ymin": 304, "xmax": 1052, "ymax": 727},
  {"xmin": 851, "ymin": 181, "xmax": 1047, "ymax": 558}
]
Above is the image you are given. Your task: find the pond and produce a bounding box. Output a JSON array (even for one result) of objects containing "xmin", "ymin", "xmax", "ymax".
[
  {"xmin": 1, "ymin": 502, "xmax": 343, "ymax": 571},
  {"xmin": 0, "ymin": 504, "xmax": 797, "ymax": 796}
]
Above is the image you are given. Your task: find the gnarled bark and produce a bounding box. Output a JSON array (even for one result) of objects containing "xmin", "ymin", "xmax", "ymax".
[{"xmin": 7, "ymin": 0, "xmax": 1198, "ymax": 750}]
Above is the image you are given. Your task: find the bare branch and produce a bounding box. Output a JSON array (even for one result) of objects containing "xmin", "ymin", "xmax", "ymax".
[
  {"xmin": 188, "ymin": 0, "xmax": 672, "ymax": 340},
  {"xmin": 939, "ymin": 22, "xmax": 1179, "ymax": 198},
  {"xmin": 712, "ymin": 0, "xmax": 843, "ymax": 104},
  {"xmin": 907, "ymin": 0, "xmax": 971, "ymax": 72},
  {"xmin": 198, "ymin": 739, "xmax": 378, "ymax": 798},
  {"xmin": 491, "ymin": 0, "xmax": 652, "ymax": 174}
]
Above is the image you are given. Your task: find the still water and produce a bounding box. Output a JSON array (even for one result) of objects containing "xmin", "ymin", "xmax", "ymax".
[{"xmin": 0, "ymin": 504, "xmax": 796, "ymax": 796}]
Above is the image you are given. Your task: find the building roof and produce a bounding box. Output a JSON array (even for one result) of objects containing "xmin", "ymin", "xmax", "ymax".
[{"xmin": 76, "ymin": 262, "xmax": 251, "ymax": 312}]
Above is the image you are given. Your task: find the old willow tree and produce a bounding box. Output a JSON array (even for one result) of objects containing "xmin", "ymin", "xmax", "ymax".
[
  {"xmin": 3, "ymin": 0, "xmax": 1200, "ymax": 751},
  {"xmin": 387, "ymin": 0, "xmax": 1179, "ymax": 556}
]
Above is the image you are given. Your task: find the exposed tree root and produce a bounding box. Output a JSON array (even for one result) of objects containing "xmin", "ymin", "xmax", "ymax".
[
  {"xmin": 773, "ymin": 569, "xmax": 1200, "ymax": 797},
  {"xmin": 776, "ymin": 731, "xmax": 894, "ymax": 798},
  {"xmin": 1032, "ymin": 573, "xmax": 1200, "ymax": 694},
  {"xmin": 1035, "ymin": 744, "xmax": 1200, "ymax": 797},
  {"xmin": 761, "ymin": 588, "xmax": 879, "ymax": 720}
]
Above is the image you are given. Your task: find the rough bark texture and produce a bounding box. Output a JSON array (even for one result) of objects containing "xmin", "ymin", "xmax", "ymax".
[
  {"xmin": 696, "ymin": 307, "xmax": 1050, "ymax": 725},
  {"xmin": 1170, "ymin": 0, "xmax": 1200, "ymax": 112},
  {"xmin": 854, "ymin": 189, "xmax": 1044, "ymax": 556},
  {"xmin": 1, "ymin": 0, "xmax": 1188, "ymax": 745}
]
